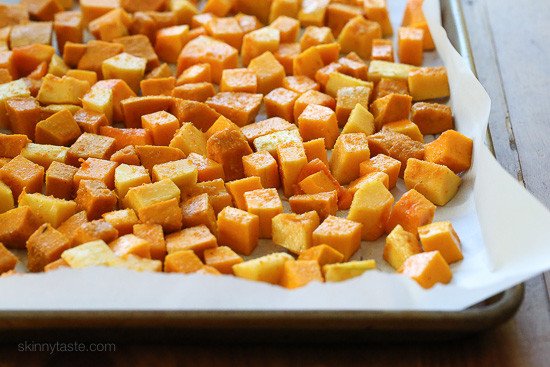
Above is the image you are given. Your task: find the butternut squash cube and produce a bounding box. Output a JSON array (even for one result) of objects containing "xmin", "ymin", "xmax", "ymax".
[
  {"xmin": 166, "ymin": 225, "xmax": 217, "ymax": 257},
  {"xmin": 289, "ymin": 191, "xmax": 338, "ymax": 220},
  {"xmin": 264, "ymin": 87, "xmax": 299, "ymax": 122},
  {"xmin": 248, "ymin": 51, "xmax": 285, "ymax": 95},
  {"xmin": 113, "ymin": 164, "xmax": 150, "ymax": 200},
  {"xmin": 241, "ymin": 118, "xmax": 293, "ymax": 147},
  {"xmin": 418, "ymin": 221, "xmax": 463, "ymax": 264},
  {"xmin": 408, "ymin": 67, "xmax": 450, "ymax": 101},
  {"xmin": 424, "ymin": 130, "xmax": 473, "ymax": 174},
  {"xmin": 187, "ymin": 153, "xmax": 225, "ymax": 182},
  {"xmin": 367, "ymin": 60, "xmax": 417, "ymax": 83},
  {"xmin": 298, "ymin": 170, "xmax": 338, "ymax": 195},
  {"xmin": 0, "ymin": 206, "xmax": 43, "ymax": 249},
  {"xmin": 383, "ymin": 119, "xmax": 424, "ymax": 143},
  {"xmin": 298, "ymin": 0, "xmax": 329, "ymax": 27},
  {"xmin": 401, "ymin": 0, "xmax": 435, "ymax": 50},
  {"xmin": 270, "ymin": 15, "xmax": 299, "ymax": 43},
  {"xmin": 281, "ymin": 260, "xmax": 323, "ymax": 289},
  {"xmin": 235, "ymin": 12, "xmax": 262, "ymax": 34},
  {"xmin": 272, "ymin": 211, "xmax": 320, "ymax": 254},
  {"xmin": 398, "ymin": 27, "xmax": 424, "ymax": 66},
  {"xmin": 177, "ymin": 35, "xmax": 238, "ymax": 83},
  {"xmin": 61, "ymin": 240, "xmax": 116, "ymax": 268},
  {"xmin": 120, "ymin": 96, "xmax": 174, "ymax": 129},
  {"xmin": 329, "ymin": 133, "xmax": 370, "ymax": 184},
  {"xmin": 220, "ymin": 68, "xmax": 258, "ymax": 93},
  {"xmin": 243, "ymin": 151, "xmax": 280, "ymax": 188},
  {"xmin": 113, "ymin": 34, "xmax": 160, "ymax": 72},
  {"xmin": 371, "ymin": 39, "xmax": 394, "ymax": 62},
  {"xmin": 35, "ymin": 109, "xmax": 81, "ymax": 146},
  {"xmin": 155, "ymin": 25, "xmax": 190, "ymax": 63},
  {"xmin": 204, "ymin": 246, "xmax": 243, "ymax": 274},
  {"xmin": 44, "ymin": 258, "xmax": 69, "ymax": 272},
  {"xmin": 36, "ymin": 74, "xmax": 90, "ymax": 106},
  {"xmin": 282, "ymin": 75, "xmax": 319, "ymax": 94},
  {"xmin": 277, "ymin": 141, "xmax": 307, "ymax": 197},
  {"xmin": 359, "ymin": 154, "xmax": 401, "ymax": 190},
  {"xmin": 0, "ymin": 155, "xmax": 44, "ymax": 198},
  {"xmin": 0, "ymin": 181, "xmax": 14, "ymax": 214},
  {"xmin": 26, "ymin": 223, "xmax": 71, "ymax": 272},
  {"xmin": 141, "ymin": 110, "xmax": 180, "ymax": 146},
  {"xmin": 109, "ymin": 234, "xmax": 151, "ymax": 259},
  {"xmin": 205, "ymin": 115, "xmax": 241, "ymax": 140},
  {"xmin": 98, "ymin": 126, "xmax": 152, "ymax": 152},
  {"xmin": 312, "ymin": 215, "xmax": 362, "ymax": 261},
  {"xmin": 274, "ymin": 42, "xmax": 300, "ymax": 75},
  {"xmin": 348, "ymin": 180, "xmax": 394, "ymax": 241},
  {"xmin": 102, "ymin": 209, "xmax": 139, "ymax": 236},
  {"xmin": 325, "ymin": 72, "xmax": 372, "ymax": 99},
  {"xmin": 373, "ymin": 78, "xmax": 409, "ymax": 100},
  {"xmin": 0, "ymin": 243, "xmax": 17, "ymax": 274},
  {"xmin": 47, "ymin": 54, "xmax": 69, "ymax": 77},
  {"xmin": 207, "ymin": 128, "xmax": 253, "ymax": 181},
  {"xmin": 348, "ymin": 172, "xmax": 390, "ymax": 198},
  {"xmin": 323, "ymin": 260, "xmax": 376, "ymax": 282},
  {"xmin": 342, "ymin": 103, "xmax": 375, "ymax": 136},
  {"xmin": 81, "ymin": 84, "xmax": 114, "ymax": 122},
  {"xmin": 336, "ymin": 86, "xmax": 371, "ymax": 127},
  {"xmin": 298, "ymin": 104, "xmax": 339, "ymax": 149},
  {"xmin": 233, "ymin": 252, "xmax": 294, "ymax": 284},
  {"xmin": 75, "ymin": 180, "xmax": 117, "ymax": 220},
  {"xmin": 410, "ymin": 102, "xmax": 453, "ymax": 135},
  {"xmin": 205, "ymin": 17, "xmax": 244, "ymax": 50},
  {"xmin": 133, "ymin": 223, "xmax": 166, "ymax": 261},
  {"xmin": 367, "ymin": 129, "xmax": 425, "ymax": 176},
  {"xmin": 383, "ymin": 224, "xmax": 422, "ymax": 270},
  {"xmin": 241, "ymin": 27, "xmax": 280, "ymax": 67},
  {"xmin": 73, "ymin": 158, "xmax": 117, "ymax": 189},
  {"xmin": 253, "ymin": 129, "xmax": 303, "ymax": 158},
  {"xmin": 206, "ymin": 92, "xmax": 263, "ymax": 127},
  {"xmin": 303, "ymin": 138, "xmax": 328, "ymax": 164},
  {"xmin": 298, "ymin": 244, "xmax": 343, "ymax": 266},
  {"xmin": 152, "ymin": 159, "xmax": 197, "ymax": 191},
  {"xmin": 164, "ymin": 249, "xmax": 203, "ymax": 273},
  {"xmin": 300, "ymin": 26, "xmax": 334, "ymax": 51},
  {"xmin": 174, "ymin": 82, "xmax": 217, "ymax": 104},
  {"xmin": 88, "ymin": 8, "xmax": 131, "ymax": 42},
  {"xmin": 364, "ymin": 0, "xmax": 392, "ymax": 36},
  {"xmin": 399, "ymin": 251, "xmax": 452, "ymax": 289},
  {"xmin": 292, "ymin": 46, "xmax": 324, "ymax": 79},
  {"xmin": 78, "ymin": 40, "xmax": 124, "ymax": 78},
  {"xmin": 134, "ymin": 145, "xmax": 184, "ymax": 172},
  {"xmin": 243, "ymin": 188, "xmax": 283, "ymax": 238},
  {"xmin": 181, "ymin": 193, "xmax": 218, "ymax": 235},
  {"xmin": 136, "ymin": 197, "xmax": 182, "ymax": 233},
  {"xmin": 102, "ymin": 53, "xmax": 146, "ymax": 94},
  {"xmin": 5, "ymin": 97, "xmax": 41, "ymax": 139},
  {"xmin": 0, "ymin": 134, "xmax": 29, "ymax": 158},
  {"xmin": 370, "ymin": 93, "xmax": 412, "ymax": 130},
  {"xmin": 225, "ymin": 176, "xmax": 263, "ymax": 210},
  {"xmin": 110, "ymin": 146, "xmax": 141, "ymax": 166},
  {"xmin": 124, "ymin": 178, "xmax": 180, "ymax": 212},
  {"xmin": 140, "ymin": 77, "xmax": 176, "ymax": 96},
  {"xmin": 177, "ymin": 63, "xmax": 211, "ymax": 85},
  {"xmin": 404, "ymin": 158, "xmax": 462, "ymax": 206},
  {"xmin": 217, "ymin": 206, "xmax": 259, "ymax": 256},
  {"xmin": 269, "ymin": 0, "xmax": 299, "ymax": 22},
  {"xmin": 10, "ymin": 22, "xmax": 53, "ymax": 48},
  {"xmin": 187, "ymin": 179, "xmax": 233, "ymax": 215},
  {"xmin": 0, "ymin": 79, "xmax": 31, "ymax": 129},
  {"xmin": 386, "ymin": 189, "xmax": 436, "ymax": 234},
  {"xmin": 326, "ymin": 3, "xmax": 362, "ymax": 37},
  {"xmin": 338, "ymin": 16, "xmax": 381, "ymax": 60},
  {"xmin": 18, "ymin": 191, "xmax": 77, "ymax": 227}
]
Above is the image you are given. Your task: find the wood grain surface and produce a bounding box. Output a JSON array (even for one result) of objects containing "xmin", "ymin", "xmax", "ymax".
[{"xmin": 1, "ymin": 0, "xmax": 549, "ymax": 366}]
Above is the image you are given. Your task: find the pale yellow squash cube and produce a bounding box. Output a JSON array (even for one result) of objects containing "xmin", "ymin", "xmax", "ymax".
[
  {"xmin": 241, "ymin": 27, "xmax": 281, "ymax": 67},
  {"xmin": 109, "ymin": 234, "xmax": 151, "ymax": 259},
  {"xmin": 152, "ymin": 159, "xmax": 198, "ymax": 191},
  {"xmin": 21, "ymin": 143, "xmax": 68, "ymax": 169},
  {"xmin": 382, "ymin": 120, "xmax": 424, "ymax": 143},
  {"xmin": 169, "ymin": 122, "xmax": 207, "ymax": 157},
  {"xmin": 408, "ymin": 66, "xmax": 450, "ymax": 101},
  {"xmin": 48, "ymin": 54, "xmax": 69, "ymax": 76},
  {"xmin": 337, "ymin": 16, "xmax": 381, "ymax": 59},
  {"xmin": 110, "ymin": 254, "xmax": 162, "ymax": 272},
  {"xmin": 277, "ymin": 141, "xmax": 308, "ymax": 197},
  {"xmin": 18, "ymin": 191, "xmax": 77, "ymax": 227},
  {"xmin": 114, "ymin": 164, "xmax": 151, "ymax": 199},
  {"xmin": 102, "ymin": 52, "xmax": 147, "ymax": 93},
  {"xmin": 298, "ymin": 0, "xmax": 329, "ymax": 27},
  {"xmin": 272, "ymin": 211, "xmax": 320, "ymax": 254},
  {"xmin": 169, "ymin": 0, "xmax": 198, "ymax": 25},
  {"xmin": 0, "ymin": 79, "xmax": 31, "ymax": 128},
  {"xmin": 81, "ymin": 83, "xmax": 114, "ymax": 122},
  {"xmin": 329, "ymin": 133, "xmax": 370, "ymax": 185},
  {"xmin": 61, "ymin": 240, "xmax": 117, "ymax": 268},
  {"xmin": 37, "ymin": 74, "xmax": 90, "ymax": 105},
  {"xmin": 383, "ymin": 224, "xmax": 422, "ymax": 270},
  {"xmin": 418, "ymin": 221, "xmax": 463, "ymax": 264},
  {"xmin": 404, "ymin": 158, "xmax": 461, "ymax": 206},
  {"xmin": 342, "ymin": 104, "xmax": 375, "ymax": 136},
  {"xmin": 252, "ymin": 129, "xmax": 302, "ymax": 157},
  {"xmin": 348, "ymin": 180, "xmax": 394, "ymax": 241},
  {"xmin": 124, "ymin": 179, "xmax": 181, "ymax": 212},
  {"xmin": 323, "ymin": 260, "xmax": 376, "ymax": 282},
  {"xmin": 325, "ymin": 72, "xmax": 373, "ymax": 98},
  {"xmin": 232, "ymin": 252, "xmax": 294, "ymax": 284},
  {"xmin": 367, "ymin": 60, "xmax": 418, "ymax": 82},
  {"xmin": 0, "ymin": 181, "xmax": 14, "ymax": 214}
]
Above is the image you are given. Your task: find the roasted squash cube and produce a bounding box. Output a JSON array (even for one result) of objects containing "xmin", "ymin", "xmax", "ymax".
[
  {"xmin": 281, "ymin": 260, "xmax": 323, "ymax": 289},
  {"xmin": 18, "ymin": 191, "xmax": 77, "ymax": 227},
  {"xmin": 312, "ymin": 215, "xmax": 362, "ymax": 261},
  {"xmin": 140, "ymin": 77, "xmax": 176, "ymax": 96},
  {"xmin": 181, "ymin": 193, "xmax": 218, "ymax": 235},
  {"xmin": 399, "ymin": 251, "xmax": 452, "ymax": 289},
  {"xmin": 272, "ymin": 211, "xmax": 320, "ymax": 254},
  {"xmin": 45, "ymin": 161, "xmax": 78, "ymax": 199},
  {"xmin": 264, "ymin": 88, "xmax": 299, "ymax": 122},
  {"xmin": 418, "ymin": 221, "xmax": 463, "ymax": 264},
  {"xmin": 241, "ymin": 27, "xmax": 280, "ymax": 67},
  {"xmin": 73, "ymin": 158, "xmax": 117, "ymax": 189},
  {"xmin": 141, "ymin": 110, "xmax": 180, "ymax": 146},
  {"xmin": 204, "ymin": 17, "xmax": 244, "ymax": 50},
  {"xmin": 136, "ymin": 197, "xmax": 182, "ymax": 233},
  {"xmin": 277, "ymin": 141, "xmax": 308, "ymax": 197},
  {"xmin": 408, "ymin": 66, "xmax": 450, "ymax": 101},
  {"xmin": 177, "ymin": 63, "xmax": 211, "ymax": 85},
  {"xmin": 0, "ymin": 80, "xmax": 31, "ymax": 129},
  {"xmin": 424, "ymin": 129, "xmax": 473, "ymax": 174},
  {"xmin": 404, "ymin": 158, "xmax": 462, "ymax": 206},
  {"xmin": 298, "ymin": 104, "xmax": 339, "ymax": 149},
  {"xmin": 253, "ymin": 129, "xmax": 303, "ymax": 157},
  {"xmin": 289, "ymin": 191, "xmax": 338, "ymax": 220},
  {"xmin": 338, "ymin": 16, "xmax": 381, "ymax": 60},
  {"xmin": 204, "ymin": 246, "xmax": 243, "ymax": 274},
  {"xmin": 410, "ymin": 102, "xmax": 453, "ymax": 135},
  {"xmin": 243, "ymin": 188, "xmax": 283, "ymax": 238},
  {"xmin": 155, "ymin": 25, "xmax": 190, "ymax": 63},
  {"xmin": 206, "ymin": 92, "xmax": 263, "ymax": 127},
  {"xmin": 164, "ymin": 249, "xmax": 203, "ymax": 273},
  {"xmin": 166, "ymin": 225, "xmax": 217, "ymax": 257},
  {"xmin": 133, "ymin": 223, "xmax": 166, "ymax": 261},
  {"xmin": 152, "ymin": 159, "xmax": 197, "ymax": 191},
  {"xmin": 0, "ymin": 243, "xmax": 17, "ymax": 274},
  {"xmin": 329, "ymin": 133, "xmax": 370, "ymax": 184},
  {"xmin": 220, "ymin": 68, "xmax": 258, "ymax": 93},
  {"xmin": 0, "ymin": 155, "xmax": 44, "ymax": 198},
  {"xmin": 326, "ymin": 3, "xmax": 362, "ymax": 37},
  {"xmin": 5, "ymin": 97, "xmax": 42, "ymax": 139},
  {"xmin": 217, "ymin": 206, "xmax": 259, "ymax": 256},
  {"xmin": 114, "ymin": 164, "xmax": 151, "ymax": 199},
  {"xmin": 367, "ymin": 129, "xmax": 425, "ymax": 176},
  {"xmin": 386, "ymin": 189, "xmax": 436, "ymax": 235},
  {"xmin": 335, "ymin": 86, "xmax": 371, "ymax": 127},
  {"xmin": 233, "ymin": 251, "xmax": 295, "ymax": 284},
  {"xmin": 26, "ymin": 223, "xmax": 71, "ymax": 272},
  {"xmin": 364, "ymin": 0, "xmax": 392, "ymax": 36},
  {"xmin": 225, "ymin": 176, "xmax": 264, "ymax": 210},
  {"xmin": 248, "ymin": 51, "xmax": 285, "ymax": 95},
  {"xmin": 102, "ymin": 53, "xmax": 147, "ymax": 93},
  {"xmin": 292, "ymin": 46, "xmax": 324, "ymax": 79},
  {"xmin": 242, "ymin": 151, "xmax": 280, "ymax": 188},
  {"xmin": 75, "ymin": 179, "xmax": 117, "ymax": 220},
  {"xmin": 187, "ymin": 152, "xmax": 225, "ymax": 182},
  {"xmin": 0, "ymin": 206, "xmax": 43, "ymax": 249},
  {"xmin": 109, "ymin": 234, "xmax": 151, "ymax": 259},
  {"xmin": 207, "ymin": 128, "xmax": 253, "ymax": 181},
  {"xmin": 0, "ymin": 181, "xmax": 14, "ymax": 214},
  {"xmin": 382, "ymin": 119, "xmax": 424, "ymax": 143},
  {"xmin": 323, "ymin": 260, "xmax": 376, "ymax": 282},
  {"xmin": 298, "ymin": 244, "xmax": 343, "ymax": 266},
  {"xmin": 383, "ymin": 224, "xmax": 422, "ymax": 270},
  {"xmin": 398, "ymin": 27, "xmax": 424, "ymax": 66},
  {"xmin": 359, "ymin": 154, "xmax": 401, "ymax": 190},
  {"xmin": 370, "ymin": 93, "xmax": 412, "ymax": 130},
  {"xmin": 274, "ymin": 42, "xmax": 300, "ymax": 75},
  {"xmin": 298, "ymin": 0, "xmax": 328, "ymax": 27},
  {"xmin": 35, "ymin": 109, "xmax": 81, "ymax": 146}
]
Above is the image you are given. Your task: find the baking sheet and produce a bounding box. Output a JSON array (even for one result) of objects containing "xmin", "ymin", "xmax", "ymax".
[{"xmin": 0, "ymin": 0, "xmax": 549, "ymax": 312}]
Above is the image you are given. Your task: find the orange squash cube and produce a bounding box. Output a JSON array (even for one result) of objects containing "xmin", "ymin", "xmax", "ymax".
[
  {"xmin": 207, "ymin": 128, "xmax": 253, "ymax": 181},
  {"xmin": 54, "ymin": 10, "xmax": 83, "ymax": 52},
  {"xmin": 66, "ymin": 133, "xmax": 116, "ymax": 167},
  {"xmin": 303, "ymin": 138, "xmax": 328, "ymax": 164},
  {"xmin": 225, "ymin": 176, "xmax": 264, "ymax": 210},
  {"xmin": 120, "ymin": 96, "xmax": 174, "ymax": 129},
  {"xmin": 298, "ymin": 0, "xmax": 328, "ymax": 27},
  {"xmin": 109, "ymin": 234, "xmax": 151, "ymax": 259},
  {"xmin": 247, "ymin": 51, "xmax": 285, "ymax": 95},
  {"xmin": 181, "ymin": 193, "xmax": 217, "ymax": 235},
  {"xmin": 176, "ymin": 63, "xmax": 211, "ymax": 85},
  {"xmin": 382, "ymin": 119, "xmax": 424, "ymax": 143},
  {"xmin": 277, "ymin": 141, "xmax": 308, "ymax": 197},
  {"xmin": 418, "ymin": 221, "xmax": 463, "ymax": 264},
  {"xmin": 26, "ymin": 223, "xmax": 70, "ymax": 272},
  {"xmin": 398, "ymin": 27, "xmax": 424, "ymax": 66},
  {"xmin": 370, "ymin": 93, "xmax": 412, "ymax": 131},
  {"xmin": 217, "ymin": 206, "xmax": 259, "ymax": 256},
  {"xmin": 102, "ymin": 209, "xmax": 139, "ymax": 236},
  {"xmin": 135, "ymin": 145, "xmax": 185, "ymax": 172},
  {"xmin": 187, "ymin": 153, "xmax": 225, "ymax": 182},
  {"xmin": 88, "ymin": 8, "xmax": 131, "ymax": 42},
  {"xmin": 367, "ymin": 129, "xmax": 425, "ymax": 176},
  {"xmin": 408, "ymin": 66, "xmax": 450, "ymax": 101},
  {"xmin": 312, "ymin": 215, "xmax": 362, "ymax": 261},
  {"xmin": 401, "ymin": 0, "xmax": 435, "ymax": 50},
  {"xmin": 204, "ymin": 246, "xmax": 243, "ymax": 274},
  {"xmin": 169, "ymin": 122, "xmax": 207, "ymax": 157},
  {"xmin": 243, "ymin": 188, "xmax": 283, "ymax": 238},
  {"xmin": 241, "ymin": 27, "xmax": 280, "ymax": 67},
  {"xmin": 141, "ymin": 110, "xmax": 180, "ymax": 147},
  {"xmin": 335, "ymin": 86, "xmax": 371, "ymax": 127},
  {"xmin": 296, "ymin": 158, "xmax": 342, "ymax": 195},
  {"xmin": 187, "ymin": 178, "xmax": 233, "ymax": 215},
  {"xmin": 155, "ymin": 25, "xmax": 190, "ymax": 63},
  {"xmin": 220, "ymin": 68, "xmax": 258, "ymax": 93},
  {"xmin": 364, "ymin": 0, "xmax": 392, "ymax": 36},
  {"xmin": 293, "ymin": 89, "xmax": 335, "ymax": 122},
  {"xmin": 177, "ymin": 35, "xmax": 238, "ymax": 83},
  {"xmin": 281, "ymin": 260, "xmax": 323, "ymax": 289},
  {"xmin": 269, "ymin": 0, "xmax": 299, "ymax": 22},
  {"xmin": 359, "ymin": 154, "xmax": 401, "ymax": 189},
  {"xmin": 35, "ymin": 109, "xmax": 81, "ymax": 146},
  {"xmin": 373, "ymin": 78, "xmax": 409, "ymax": 101},
  {"xmin": 282, "ymin": 75, "xmax": 318, "ymax": 94},
  {"xmin": 289, "ymin": 191, "xmax": 338, "ymax": 220},
  {"xmin": 329, "ymin": 133, "xmax": 370, "ymax": 184},
  {"xmin": 73, "ymin": 158, "xmax": 117, "ymax": 189},
  {"xmin": 326, "ymin": 2, "xmax": 362, "ymax": 36},
  {"xmin": 166, "ymin": 225, "xmax": 217, "ymax": 257},
  {"xmin": 424, "ymin": 130, "xmax": 473, "ymax": 174},
  {"xmin": 337, "ymin": 16, "xmax": 381, "ymax": 60},
  {"xmin": 242, "ymin": 151, "xmax": 280, "ymax": 189},
  {"xmin": 164, "ymin": 249, "xmax": 203, "ymax": 273},
  {"xmin": 56, "ymin": 210, "xmax": 88, "ymax": 246},
  {"xmin": 404, "ymin": 158, "xmax": 462, "ymax": 206},
  {"xmin": 0, "ymin": 134, "xmax": 29, "ymax": 158},
  {"xmin": 133, "ymin": 223, "xmax": 166, "ymax": 261},
  {"xmin": 298, "ymin": 171, "xmax": 338, "ymax": 196},
  {"xmin": 45, "ymin": 161, "xmax": 77, "ymax": 200},
  {"xmin": 399, "ymin": 251, "xmax": 452, "ymax": 289},
  {"xmin": 140, "ymin": 77, "xmax": 176, "ymax": 96},
  {"xmin": 235, "ymin": 12, "xmax": 262, "ymax": 33},
  {"xmin": 0, "ymin": 155, "xmax": 44, "ymax": 198},
  {"xmin": 274, "ymin": 42, "xmax": 300, "ymax": 75},
  {"xmin": 136, "ymin": 197, "xmax": 182, "ymax": 233},
  {"xmin": 264, "ymin": 87, "xmax": 299, "ymax": 122},
  {"xmin": 292, "ymin": 46, "xmax": 324, "ymax": 79},
  {"xmin": 383, "ymin": 224, "xmax": 422, "ymax": 270},
  {"xmin": 386, "ymin": 189, "xmax": 436, "ymax": 234},
  {"xmin": 75, "ymin": 179, "xmax": 117, "ymax": 220},
  {"xmin": 371, "ymin": 38, "xmax": 394, "ymax": 62},
  {"xmin": 314, "ymin": 62, "xmax": 343, "ymax": 87},
  {"xmin": 0, "ymin": 206, "xmax": 43, "ymax": 249},
  {"xmin": 110, "ymin": 146, "xmax": 141, "ymax": 166},
  {"xmin": 80, "ymin": 0, "xmax": 119, "ymax": 25},
  {"xmin": 272, "ymin": 211, "xmax": 320, "ymax": 254},
  {"xmin": 206, "ymin": 92, "xmax": 263, "ymax": 127},
  {"xmin": 62, "ymin": 42, "xmax": 86, "ymax": 68},
  {"xmin": 99, "ymin": 126, "xmax": 153, "ymax": 151},
  {"xmin": 0, "ymin": 243, "xmax": 17, "ymax": 274},
  {"xmin": 298, "ymin": 104, "xmax": 339, "ymax": 149},
  {"xmin": 72, "ymin": 220, "xmax": 118, "ymax": 245},
  {"xmin": 298, "ymin": 244, "xmax": 344, "ymax": 266},
  {"xmin": 410, "ymin": 102, "xmax": 453, "ymax": 135},
  {"xmin": 204, "ymin": 17, "xmax": 244, "ymax": 50},
  {"xmin": 78, "ymin": 40, "xmax": 123, "ymax": 78},
  {"xmin": 114, "ymin": 163, "xmax": 151, "ymax": 200},
  {"xmin": 5, "ymin": 97, "xmax": 41, "ymax": 139},
  {"xmin": 205, "ymin": 115, "xmax": 241, "ymax": 140},
  {"xmin": 113, "ymin": 34, "xmax": 160, "ymax": 72}
]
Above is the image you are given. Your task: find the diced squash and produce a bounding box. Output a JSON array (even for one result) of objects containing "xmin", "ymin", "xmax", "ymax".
[
  {"xmin": 298, "ymin": 0, "xmax": 329, "ymax": 27},
  {"xmin": 136, "ymin": 197, "xmax": 183, "ymax": 233},
  {"xmin": 62, "ymin": 240, "xmax": 118, "ymax": 269},
  {"xmin": 5, "ymin": 97, "xmax": 41, "ymax": 139},
  {"xmin": 110, "ymin": 146, "xmax": 141, "ymax": 166},
  {"xmin": 177, "ymin": 63, "xmax": 211, "ymax": 85},
  {"xmin": 75, "ymin": 179, "xmax": 117, "ymax": 220},
  {"xmin": 135, "ymin": 145, "xmax": 185, "ymax": 172},
  {"xmin": 204, "ymin": 246, "xmax": 243, "ymax": 274},
  {"xmin": 140, "ymin": 77, "xmax": 176, "ymax": 96},
  {"xmin": 217, "ymin": 206, "xmax": 259, "ymax": 256},
  {"xmin": 109, "ymin": 234, "xmax": 151, "ymax": 259},
  {"xmin": 220, "ymin": 68, "xmax": 257, "ymax": 93},
  {"xmin": 72, "ymin": 218, "xmax": 119, "ymax": 246},
  {"xmin": 242, "ymin": 151, "xmax": 280, "ymax": 188},
  {"xmin": 113, "ymin": 34, "xmax": 160, "ymax": 72},
  {"xmin": 120, "ymin": 96, "xmax": 174, "ymax": 128},
  {"xmin": 280, "ymin": 260, "xmax": 323, "ymax": 289},
  {"xmin": 418, "ymin": 221, "xmax": 463, "ymax": 264},
  {"xmin": 364, "ymin": 0, "xmax": 392, "ymax": 36},
  {"xmin": 341, "ymin": 103, "xmax": 375, "ymax": 136},
  {"xmin": 35, "ymin": 109, "xmax": 81, "ymax": 146},
  {"xmin": 18, "ymin": 191, "xmax": 76, "ymax": 227},
  {"xmin": 241, "ymin": 27, "xmax": 280, "ymax": 67},
  {"xmin": 298, "ymin": 104, "xmax": 339, "ymax": 149},
  {"xmin": 232, "ymin": 252, "xmax": 294, "ymax": 284},
  {"xmin": 155, "ymin": 25, "xmax": 190, "ymax": 63},
  {"xmin": 272, "ymin": 211, "xmax": 319, "ymax": 254},
  {"xmin": 298, "ymin": 244, "xmax": 343, "ymax": 266},
  {"xmin": 166, "ymin": 225, "xmax": 217, "ymax": 257},
  {"xmin": 404, "ymin": 158, "xmax": 462, "ymax": 206},
  {"xmin": 367, "ymin": 60, "xmax": 417, "ymax": 83},
  {"xmin": 269, "ymin": 0, "xmax": 299, "ymax": 23},
  {"xmin": 386, "ymin": 189, "xmax": 436, "ymax": 234},
  {"xmin": 410, "ymin": 102, "xmax": 453, "ymax": 135},
  {"xmin": 424, "ymin": 130, "xmax": 473, "ymax": 174},
  {"xmin": 293, "ymin": 46, "xmax": 324, "ymax": 79},
  {"xmin": 325, "ymin": 72, "xmax": 372, "ymax": 99},
  {"xmin": 0, "ymin": 80, "xmax": 31, "ymax": 129},
  {"xmin": 151, "ymin": 158, "xmax": 197, "ymax": 192},
  {"xmin": 408, "ymin": 67, "xmax": 450, "ymax": 101},
  {"xmin": 383, "ymin": 224, "xmax": 422, "ymax": 270},
  {"xmin": 0, "ymin": 206, "xmax": 43, "ymax": 249},
  {"xmin": 10, "ymin": 22, "xmax": 53, "ymax": 48},
  {"xmin": 398, "ymin": 251, "xmax": 452, "ymax": 289},
  {"xmin": 382, "ymin": 119, "xmax": 424, "ymax": 143},
  {"xmin": 371, "ymin": 39, "xmax": 394, "ymax": 62},
  {"xmin": 337, "ymin": 16, "xmax": 381, "ymax": 60},
  {"xmin": 181, "ymin": 193, "xmax": 218, "ymax": 235},
  {"xmin": 370, "ymin": 93, "xmax": 412, "ymax": 131},
  {"xmin": 164, "ymin": 249, "xmax": 204, "ymax": 273},
  {"xmin": 253, "ymin": 129, "xmax": 302, "ymax": 157},
  {"xmin": 274, "ymin": 42, "xmax": 300, "ymax": 75},
  {"xmin": 248, "ymin": 51, "xmax": 285, "ymax": 95},
  {"xmin": 243, "ymin": 188, "xmax": 283, "ymax": 238},
  {"xmin": 0, "ymin": 243, "xmax": 17, "ymax": 274},
  {"xmin": 0, "ymin": 181, "xmax": 14, "ymax": 214},
  {"xmin": 329, "ymin": 133, "xmax": 370, "ymax": 184},
  {"xmin": 263, "ymin": 88, "xmax": 299, "ymax": 122},
  {"xmin": 102, "ymin": 53, "xmax": 147, "ymax": 93},
  {"xmin": 141, "ymin": 110, "xmax": 180, "ymax": 146},
  {"xmin": 102, "ymin": 209, "xmax": 139, "ymax": 236},
  {"xmin": 206, "ymin": 92, "xmax": 263, "ymax": 127},
  {"xmin": 0, "ymin": 134, "xmax": 29, "ymax": 158},
  {"xmin": 66, "ymin": 133, "xmax": 116, "ymax": 167},
  {"xmin": 133, "ymin": 223, "xmax": 167, "ymax": 261},
  {"xmin": 73, "ymin": 158, "xmax": 117, "ymax": 189},
  {"xmin": 367, "ymin": 129, "xmax": 425, "ymax": 176},
  {"xmin": 359, "ymin": 154, "xmax": 401, "ymax": 189},
  {"xmin": 401, "ymin": 0, "xmax": 435, "ymax": 50},
  {"xmin": 124, "ymin": 178, "xmax": 180, "ymax": 212},
  {"xmin": 205, "ymin": 17, "xmax": 244, "ymax": 50},
  {"xmin": 207, "ymin": 128, "xmax": 253, "ymax": 181},
  {"xmin": 0, "ymin": 155, "xmax": 44, "ymax": 198},
  {"xmin": 277, "ymin": 141, "xmax": 308, "ymax": 197},
  {"xmin": 312, "ymin": 215, "xmax": 362, "ymax": 261},
  {"xmin": 187, "ymin": 152, "xmax": 225, "ymax": 182},
  {"xmin": 282, "ymin": 75, "xmax": 319, "ymax": 94},
  {"xmin": 398, "ymin": 27, "xmax": 424, "ymax": 66},
  {"xmin": 225, "ymin": 176, "xmax": 264, "ymax": 210},
  {"xmin": 335, "ymin": 86, "xmax": 371, "ymax": 127},
  {"xmin": 289, "ymin": 191, "xmax": 338, "ymax": 220},
  {"xmin": 323, "ymin": 260, "xmax": 376, "ymax": 282}
]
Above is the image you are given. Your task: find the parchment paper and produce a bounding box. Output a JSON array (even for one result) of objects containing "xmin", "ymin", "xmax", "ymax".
[{"xmin": 1, "ymin": 0, "xmax": 550, "ymax": 311}]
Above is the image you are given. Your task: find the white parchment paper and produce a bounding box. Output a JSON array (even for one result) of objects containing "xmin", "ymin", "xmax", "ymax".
[{"xmin": 1, "ymin": 0, "xmax": 549, "ymax": 311}]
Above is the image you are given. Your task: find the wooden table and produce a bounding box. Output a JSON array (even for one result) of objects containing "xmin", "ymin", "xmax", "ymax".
[{"xmin": 1, "ymin": 0, "xmax": 549, "ymax": 365}]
